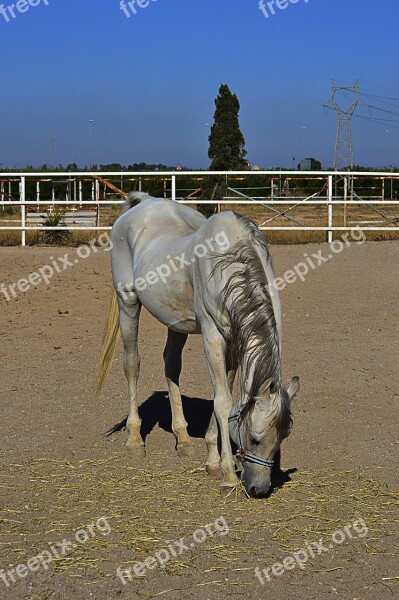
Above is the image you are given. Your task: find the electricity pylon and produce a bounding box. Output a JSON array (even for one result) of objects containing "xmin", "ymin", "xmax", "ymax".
[{"xmin": 323, "ymin": 80, "xmax": 359, "ymax": 169}]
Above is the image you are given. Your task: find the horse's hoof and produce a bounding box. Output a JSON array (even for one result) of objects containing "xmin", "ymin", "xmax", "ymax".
[
  {"xmin": 220, "ymin": 484, "xmax": 237, "ymax": 499},
  {"xmin": 126, "ymin": 442, "xmax": 146, "ymax": 458},
  {"xmin": 176, "ymin": 443, "xmax": 195, "ymax": 459},
  {"xmin": 220, "ymin": 482, "xmax": 246, "ymax": 500},
  {"xmin": 206, "ymin": 464, "xmax": 222, "ymax": 479}
]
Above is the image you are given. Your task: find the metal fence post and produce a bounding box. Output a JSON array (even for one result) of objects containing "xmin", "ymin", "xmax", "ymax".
[
  {"xmin": 21, "ymin": 175, "xmax": 26, "ymax": 247},
  {"xmin": 328, "ymin": 175, "xmax": 333, "ymax": 244},
  {"xmin": 171, "ymin": 175, "xmax": 176, "ymax": 201}
]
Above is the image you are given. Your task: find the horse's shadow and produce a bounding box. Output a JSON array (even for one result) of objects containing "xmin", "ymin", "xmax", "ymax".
[
  {"xmin": 106, "ymin": 391, "xmax": 296, "ymax": 492},
  {"xmin": 106, "ymin": 391, "xmax": 213, "ymax": 440}
]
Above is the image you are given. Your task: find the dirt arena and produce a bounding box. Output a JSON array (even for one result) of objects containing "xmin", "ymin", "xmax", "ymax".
[{"xmin": 1, "ymin": 239, "xmax": 398, "ymax": 600}]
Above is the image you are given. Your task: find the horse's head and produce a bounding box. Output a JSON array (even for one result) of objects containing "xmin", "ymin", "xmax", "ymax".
[{"xmin": 229, "ymin": 376, "xmax": 299, "ymax": 498}]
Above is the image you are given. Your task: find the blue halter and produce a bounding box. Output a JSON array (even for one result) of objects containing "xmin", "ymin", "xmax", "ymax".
[{"xmin": 228, "ymin": 406, "xmax": 274, "ymax": 469}]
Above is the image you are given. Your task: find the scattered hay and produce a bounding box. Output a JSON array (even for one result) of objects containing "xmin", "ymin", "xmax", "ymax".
[{"xmin": 0, "ymin": 455, "xmax": 397, "ymax": 592}]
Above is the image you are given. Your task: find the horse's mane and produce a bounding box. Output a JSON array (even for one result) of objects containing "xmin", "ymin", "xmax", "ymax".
[{"xmin": 214, "ymin": 214, "xmax": 292, "ymax": 441}]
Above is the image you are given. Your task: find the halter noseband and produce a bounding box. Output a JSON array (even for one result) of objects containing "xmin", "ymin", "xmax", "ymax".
[{"xmin": 228, "ymin": 406, "xmax": 274, "ymax": 469}]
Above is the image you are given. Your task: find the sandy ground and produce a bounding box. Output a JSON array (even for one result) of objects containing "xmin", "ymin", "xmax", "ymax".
[{"xmin": 0, "ymin": 240, "xmax": 398, "ymax": 600}]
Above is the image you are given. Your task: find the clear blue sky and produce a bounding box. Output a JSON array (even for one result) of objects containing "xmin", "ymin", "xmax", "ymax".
[{"xmin": 1, "ymin": 0, "xmax": 398, "ymax": 169}]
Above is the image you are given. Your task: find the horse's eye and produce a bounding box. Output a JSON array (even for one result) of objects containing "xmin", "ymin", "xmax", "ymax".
[{"xmin": 250, "ymin": 436, "xmax": 260, "ymax": 446}]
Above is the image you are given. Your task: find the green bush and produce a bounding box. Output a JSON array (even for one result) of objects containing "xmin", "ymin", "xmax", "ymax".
[{"xmin": 40, "ymin": 211, "xmax": 71, "ymax": 245}]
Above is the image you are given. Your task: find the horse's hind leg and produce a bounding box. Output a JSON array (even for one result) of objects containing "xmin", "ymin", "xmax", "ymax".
[
  {"xmin": 118, "ymin": 293, "xmax": 145, "ymax": 456},
  {"xmin": 163, "ymin": 329, "xmax": 194, "ymax": 458}
]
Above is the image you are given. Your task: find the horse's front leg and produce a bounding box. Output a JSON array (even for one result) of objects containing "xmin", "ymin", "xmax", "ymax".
[
  {"xmin": 205, "ymin": 350, "xmax": 236, "ymax": 479},
  {"xmin": 202, "ymin": 324, "xmax": 238, "ymax": 490},
  {"xmin": 205, "ymin": 412, "xmax": 221, "ymax": 477}
]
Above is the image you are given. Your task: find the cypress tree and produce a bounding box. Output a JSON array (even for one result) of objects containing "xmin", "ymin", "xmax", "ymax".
[
  {"xmin": 199, "ymin": 84, "xmax": 247, "ymax": 217},
  {"xmin": 208, "ymin": 84, "xmax": 247, "ymax": 171}
]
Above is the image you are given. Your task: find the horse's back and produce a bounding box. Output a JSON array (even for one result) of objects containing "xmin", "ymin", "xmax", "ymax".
[{"xmin": 112, "ymin": 196, "xmax": 206, "ymax": 246}]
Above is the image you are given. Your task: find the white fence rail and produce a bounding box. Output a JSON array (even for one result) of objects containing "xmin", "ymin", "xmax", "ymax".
[{"xmin": 0, "ymin": 171, "xmax": 398, "ymax": 246}]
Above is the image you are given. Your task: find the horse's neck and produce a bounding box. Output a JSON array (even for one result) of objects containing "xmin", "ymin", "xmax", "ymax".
[{"xmin": 237, "ymin": 331, "xmax": 282, "ymax": 406}]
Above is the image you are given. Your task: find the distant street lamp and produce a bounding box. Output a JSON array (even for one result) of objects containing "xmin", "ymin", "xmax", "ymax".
[
  {"xmin": 390, "ymin": 164, "xmax": 393, "ymax": 200},
  {"xmin": 385, "ymin": 129, "xmax": 389, "ymax": 168},
  {"xmin": 301, "ymin": 126, "xmax": 307, "ymax": 159},
  {"xmin": 89, "ymin": 119, "xmax": 94, "ymax": 170},
  {"xmin": 204, "ymin": 123, "xmax": 211, "ymax": 162}
]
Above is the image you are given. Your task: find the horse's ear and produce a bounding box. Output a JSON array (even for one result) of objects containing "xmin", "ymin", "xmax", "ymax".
[
  {"xmin": 287, "ymin": 376, "xmax": 300, "ymax": 400},
  {"xmin": 256, "ymin": 377, "xmax": 273, "ymax": 400}
]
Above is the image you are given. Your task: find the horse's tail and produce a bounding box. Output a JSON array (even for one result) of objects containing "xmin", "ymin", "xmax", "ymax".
[
  {"xmin": 122, "ymin": 191, "xmax": 150, "ymax": 213},
  {"xmin": 95, "ymin": 288, "xmax": 120, "ymax": 396}
]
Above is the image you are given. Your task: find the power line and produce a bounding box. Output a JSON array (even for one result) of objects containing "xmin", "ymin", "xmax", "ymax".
[
  {"xmin": 353, "ymin": 113, "xmax": 399, "ymax": 130},
  {"xmin": 364, "ymin": 104, "xmax": 399, "ymax": 117},
  {"xmin": 358, "ymin": 92, "xmax": 399, "ymax": 109}
]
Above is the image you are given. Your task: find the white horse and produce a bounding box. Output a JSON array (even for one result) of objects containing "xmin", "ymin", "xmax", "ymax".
[{"xmin": 96, "ymin": 192, "xmax": 299, "ymax": 497}]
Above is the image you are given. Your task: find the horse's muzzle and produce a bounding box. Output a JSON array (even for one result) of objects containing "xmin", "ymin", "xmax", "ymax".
[{"xmin": 244, "ymin": 473, "xmax": 271, "ymax": 498}]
